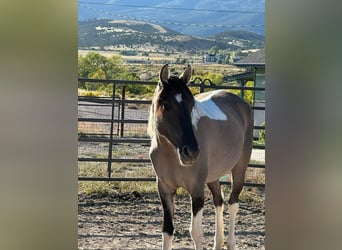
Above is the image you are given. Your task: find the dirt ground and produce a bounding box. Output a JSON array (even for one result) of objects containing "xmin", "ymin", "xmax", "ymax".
[{"xmin": 78, "ymin": 190, "xmax": 265, "ymax": 250}]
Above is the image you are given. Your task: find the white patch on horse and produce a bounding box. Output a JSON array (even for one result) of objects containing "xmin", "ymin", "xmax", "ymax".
[
  {"xmin": 227, "ymin": 203, "xmax": 239, "ymax": 250},
  {"xmin": 190, "ymin": 208, "xmax": 204, "ymax": 249},
  {"xmin": 214, "ymin": 205, "xmax": 225, "ymax": 249},
  {"xmin": 191, "ymin": 90, "xmax": 227, "ymax": 130},
  {"xmin": 175, "ymin": 93, "xmax": 182, "ymax": 103},
  {"xmin": 162, "ymin": 232, "xmax": 173, "ymax": 250}
]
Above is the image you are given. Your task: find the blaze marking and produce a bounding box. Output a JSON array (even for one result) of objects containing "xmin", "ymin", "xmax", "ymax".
[
  {"xmin": 191, "ymin": 90, "xmax": 227, "ymax": 130},
  {"xmin": 175, "ymin": 93, "xmax": 182, "ymax": 103}
]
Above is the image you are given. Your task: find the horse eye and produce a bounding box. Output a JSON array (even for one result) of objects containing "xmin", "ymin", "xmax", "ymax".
[
  {"xmin": 158, "ymin": 98, "xmax": 170, "ymax": 111},
  {"xmin": 162, "ymin": 103, "xmax": 170, "ymax": 111}
]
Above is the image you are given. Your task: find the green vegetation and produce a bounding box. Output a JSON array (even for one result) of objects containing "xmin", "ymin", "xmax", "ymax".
[
  {"xmin": 243, "ymin": 81, "xmax": 255, "ymax": 105},
  {"xmin": 78, "ymin": 51, "xmax": 255, "ymax": 105},
  {"xmin": 192, "ymin": 69, "xmax": 255, "ymax": 105},
  {"xmin": 78, "ymin": 52, "xmax": 122, "ymax": 80},
  {"xmin": 78, "ymin": 179, "xmax": 263, "ymax": 203},
  {"xmin": 194, "ymin": 71, "xmax": 224, "ymax": 85},
  {"xmin": 209, "ymin": 46, "xmax": 220, "ymax": 55},
  {"xmin": 78, "ymin": 180, "xmax": 158, "ymax": 196},
  {"xmin": 78, "ymin": 52, "xmax": 151, "ymax": 97},
  {"xmin": 259, "ymin": 121, "xmax": 266, "ymax": 144}
]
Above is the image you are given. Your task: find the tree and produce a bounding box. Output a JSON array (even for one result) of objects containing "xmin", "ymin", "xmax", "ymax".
[
  {"xmin": 89, "ymin": 68, "xmax": 106, "ymax": 79},
  {"xmin": 225, "ymin": 54, "xmax": 232, "ymax": 64},
  {"xmin": 78, "ymin": 52, "xmax": 138, "ymax": 92},
  {"xmin": 78, "ymin": 52, "xmax": 107, "ymax": 78},
  {"xmin": 78, "ymin": 52, "xmax": 123, "ymax": 80},
  {"xmin": 209, "ymin": 46, "xmax": 219, "ymax": 55},
  {"xmin": 193, "ymin": 72, "xmax": 224, "ymax": 85},
  {"xmin": 259, "ymin": 121, "xmax": 265, "ymax": 144},
  {"xmin": 243, "ymin": 81, "xmax": 254, "ymax": 105}
]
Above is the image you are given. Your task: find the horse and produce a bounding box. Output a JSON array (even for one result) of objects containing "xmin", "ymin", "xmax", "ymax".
[{"xmin": 148, "ymin": 64, "xmax": 253, "ymax": 250}]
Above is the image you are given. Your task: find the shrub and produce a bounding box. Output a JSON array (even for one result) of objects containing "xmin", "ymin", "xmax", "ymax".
[
  {"xmin": 259, "ymin": 121, "xmax": 265, "ymax": 144},
  {"xmin": 243, "ymin": 80, "xmax": 254, "ymax": 105}
]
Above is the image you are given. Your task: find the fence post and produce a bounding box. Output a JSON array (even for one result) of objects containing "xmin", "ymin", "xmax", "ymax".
[
  {"xmin": 108, "ymin": 82, "xmax": 116, "ymax": 179},
  {"xmin": 240, "ymin": 79, "xmax": 246, "ymax": 99},
  {"xmin": 199, "ymin": 79, "xmax": 204, "ymax": 93},
  {"xmin": 120, "ymin": 85, "xmax": 126, "ymax": 137}
]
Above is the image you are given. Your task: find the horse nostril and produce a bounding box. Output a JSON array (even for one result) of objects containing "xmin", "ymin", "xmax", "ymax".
[
  {"xmin": 182, "ymin": 146, "xmax": 199, "ymax": 158},
  {"xmin": 179, "ymin": 145, "xmax": 199, "ymax": 165},
  {"xmin": 182, "ymin": 146, "xmax": 191, "ymax": 157}
]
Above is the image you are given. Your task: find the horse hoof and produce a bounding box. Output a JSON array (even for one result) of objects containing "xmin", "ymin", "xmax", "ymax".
[
  {"xmin": 227, "ymin": 239, "xmax": 236, "ymax": 250},
  {"xmin": 213, "ymin": 246, "xmax": 223, "ymax": 250},
  {"xmin": 227, "ymin": 245, "xmax": 235, "ymax": 250}
]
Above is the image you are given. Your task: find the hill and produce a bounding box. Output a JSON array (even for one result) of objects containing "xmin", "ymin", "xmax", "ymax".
[
  {"xmin": 78, "ymin": 0, "xmax": 265, "ymax": 37},
  {"xmin": 78, "ymin": 19, "xmax": 264, "ymax": 52},
  {"xmin": 210, "ymin": 30, "xmax": 265, "ymax": 50}
]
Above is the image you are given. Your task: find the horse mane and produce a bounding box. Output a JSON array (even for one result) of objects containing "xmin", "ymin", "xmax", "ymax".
[{"xmin": 147, "ymin": 86, "xmax": 160, "ymax": 138}]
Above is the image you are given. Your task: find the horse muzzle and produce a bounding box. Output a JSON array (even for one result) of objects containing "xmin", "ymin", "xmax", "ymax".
[{"xmin": 178, "ymin": 145, "xmax": 200, "ymax": 167}]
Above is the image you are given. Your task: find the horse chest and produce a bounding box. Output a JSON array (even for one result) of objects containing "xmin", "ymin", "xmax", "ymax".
[{"xmin": 150, "ymin": 148, "xmax": 203, "ymax": 188}]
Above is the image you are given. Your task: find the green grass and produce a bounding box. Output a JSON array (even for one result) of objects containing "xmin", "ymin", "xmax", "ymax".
[
  {"xmin": 78, "ymin": 157, "xmax": 264, "ymax": 202},
  {"xmin": 78, "ymin": 163, "xmax": 264, "ymax": 203},
  {"xmin": 78, "ymin": 179, "xmax": 264, "ymax": 204},
  {"xmin": 78, "ymin": 151, "xmax": 264, "ymax": 202},
  {"xmin": 78, "ymin": 180, "xmax": 158, "ymax": 196}
]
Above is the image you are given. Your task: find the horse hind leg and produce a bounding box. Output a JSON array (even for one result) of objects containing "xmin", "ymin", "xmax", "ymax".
[
  {"xmin": 227, "ymin": 160, "xmax": 248, "ymax": 250},
  {"xmin": 207, "ymin": 180, "xmax": 224, "ymax": 250}
]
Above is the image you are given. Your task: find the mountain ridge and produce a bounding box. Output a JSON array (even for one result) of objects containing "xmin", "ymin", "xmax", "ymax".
[
  {"xmin": 78, "ymin": 19, "xmax": 264, "ymax": 52},
  {"xmin": 78, "ymin": 0, "xmax": 265, "ymax": 37}
]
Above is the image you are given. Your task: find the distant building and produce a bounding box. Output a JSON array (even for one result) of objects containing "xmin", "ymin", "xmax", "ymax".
[
  {"xmin": 203, "ymin": 53, "xmax": 218, "ymax": 63},
  {"xmin": 232, "ymin": 56, "xmax": 241, "ymax": 63},
  {"xmin": 234, "ymin": 48, "xmax": 265, "ymax": 131},
  {"xmin": 203, "ymin": 53, "xmax": 228, "ymax": 64}
]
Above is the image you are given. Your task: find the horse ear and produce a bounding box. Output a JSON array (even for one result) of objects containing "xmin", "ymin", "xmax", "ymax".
[
  {"xmin": 159, "ymin": 64, "xmax": 169, "ymax": 85},
  {"xmin": 180, "ymin": 64, "xmax": 192, "ymax": 84}
]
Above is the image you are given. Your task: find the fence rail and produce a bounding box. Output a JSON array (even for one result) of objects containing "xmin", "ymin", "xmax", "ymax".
[{"xmin": 78, "ymin": 76, "xmax": 265, "ymax": 188}]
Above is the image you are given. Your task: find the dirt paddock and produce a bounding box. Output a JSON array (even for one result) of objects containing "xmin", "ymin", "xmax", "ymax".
[{"xmin": 78, "ymin": 190, "xmax": 265, "ymax": 250}]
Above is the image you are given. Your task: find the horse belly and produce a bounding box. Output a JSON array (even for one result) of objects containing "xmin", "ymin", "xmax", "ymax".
[{"xmin": 205, "ymin": 145, "xmax": 242, "ymax": 183}]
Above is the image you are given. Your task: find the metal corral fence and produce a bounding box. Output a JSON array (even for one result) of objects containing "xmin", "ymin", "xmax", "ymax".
[{"xmin": 78, "ymin": 75, "xmax": 265, "ymax": 188}]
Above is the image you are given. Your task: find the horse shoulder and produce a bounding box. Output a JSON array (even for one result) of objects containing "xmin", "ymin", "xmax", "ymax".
[{"xmin": 211, "ymin": 92, "xmax": 252, "ymax": 125}]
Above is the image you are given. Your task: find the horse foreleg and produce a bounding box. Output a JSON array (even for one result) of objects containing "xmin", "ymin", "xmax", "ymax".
[
  {"xmin": 207, "ymin": 180, "xmax": 224, "ymax": 250},
  {"xmin": 160, "ymin": 194, "xmax": 175, "ymax": 250},
  {"xmin": 158, "ymin": 179, "xmax": 176, "ymax": 250},
  {"xmin": 190, "ymin": 194, "xmax": 204, "ymax": 250}
]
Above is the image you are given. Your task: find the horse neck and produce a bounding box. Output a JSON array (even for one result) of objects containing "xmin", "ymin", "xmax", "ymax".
[
  {"xmin": 151, "ymin": 131, "xmax": 176, "ymax": 156},
  {"xmin": 147, "ymin": 102, "xmax": 156, "ymax": 138}
]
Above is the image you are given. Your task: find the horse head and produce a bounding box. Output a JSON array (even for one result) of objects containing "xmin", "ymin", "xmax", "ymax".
[{"xmin": 151, "ymin": 64, "xmax": 199, "ymax": 166}]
